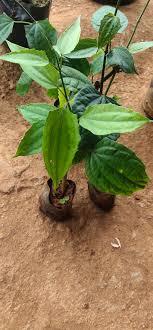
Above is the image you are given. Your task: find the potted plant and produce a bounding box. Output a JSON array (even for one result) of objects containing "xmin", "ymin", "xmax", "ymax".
[
  {"xmin": 0, "ymin": 0, "xmax": 152, "ymax": 220},
  {"xmin": 0, "ymin": 0, "xmax": 51, "ymax": 46}
]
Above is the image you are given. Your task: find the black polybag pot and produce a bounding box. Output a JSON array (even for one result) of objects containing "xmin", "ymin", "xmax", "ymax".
[
  {"xmin": 0, "ymin": 0, "xmax": 51, "ymax": 47},
  {"xmin": 93, "ymin": 0, "xmax": 136, "ymax": 5}
]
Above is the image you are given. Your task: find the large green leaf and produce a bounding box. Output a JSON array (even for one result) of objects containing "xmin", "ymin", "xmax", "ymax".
[
  {"xmin": 16, "ymin": 72, "xmax": 32, "ymax": 96},
  {"xmin": 80, "ymin": 103, "xmax": 150, "ymax": 135},
  {"xmin": 61, "ymin": 65, "xmax": 92, "ymax": 91},
  {"xmin": 25, "ymin": 19, "xmax": 57, "ymax": 64},
  {"xmin": 16, "ymin": 121, "xmax": 44, "ymax": 156},
  {"xmin": 66, "ymin": 38, "xmax": 97, "ymax": 58},
  {"xmin": 107, "ymin": 46, "xmax": 136, "ymax": 73},
  {"xmin": 56, "ymin": 17, "xmax": 81, "ymax": 55},
  {"xmin": 0, "ymin": 14, "xmax": 14, "ymax": 44},
  {"xmin": 18, "ymin": 103, "xmax": 56, "ymax": 124},
  {"xmin": 92, "ymin": 6, "xmax": 128, "ymax": 33},
  {"xmin": 0, "ymin": 49, "xmax": 49, "ymax": 66},
  {"xmin": 129, "ymin": 41, "xmax": 153, "ymax": 54},
  {"xmin": 86, "ymin": 138, "xmax": 149, "ymax": 195},
  {"xmin": 98, "ymin": 13, "xmax": 121, "ymax": 48},
  {"xmin": 7, "ymin": 41, "xmax": 59, "ymax": 89},
  {"xmin": 42, "ymin": 108, "xmax": 80, "ymax": 190}
]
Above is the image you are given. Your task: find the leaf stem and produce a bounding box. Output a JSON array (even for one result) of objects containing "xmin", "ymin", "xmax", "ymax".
[
  {"xmin": 14, "ymin": 20, "xmax": 31, "ymax": 24},
  {"xmin": 105, "ymin": 71, "xmax": 116, "ymax": 95},
  {"xmin": 127, "ymin": 0, "xmax": 151, "ymax": 48}
]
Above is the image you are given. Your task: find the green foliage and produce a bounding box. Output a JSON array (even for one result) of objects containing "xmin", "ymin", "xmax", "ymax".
[
  {"xmin": 98, "ymin": 13, "xmax": 121, "ymax": 48},
  {"xmin": 66, "ymin": 38, "xmax": 97, "ymax": 58},
  {"xmin": 0, "ymin": 49, "xmax": 49, "ymax": 66},
  {"xmin": 42, "ymin": 108, "xmax": 80, "ymax": 190},
  {"xmin": 92, "ymin": 5, "xmax": 128, "ymax": 33},
  {"xmin": 55, "ymin": 17, "xmax": 81, "ymax": 55},
  {"xmin": 18, "ymin": 103, "xmax": 56, "ymax": 124},
  {"xmin": 85, "ymin": 138, "xmax": 149, "ymax": 195},
  {"xmin": 61, "ymin": 66, "xmax": 92, "ymax": 91},
  {"xmin": 0, "ymin": 14, "xmax": 14, "ymax": 44},
  {"xmin": 16, "ymin": 121, "xmax": 44, "ymax": 156},
  {"xmin": 63, "ymin": 57, "xmax": 90, "ymax": 76},
  {"xmin": 129, "ymin": 41, "xmax": 153, "ymax": 54},
  {"xmin": 16, "ymin": 72, "xmax": 32, "ymax": 96},
  {"xmin": 107, "ymin": 46, "xmax": 136, "ymax": 73},
  {"xmin": 80, "ymin": 104, "xmax": 150, "ymax": 135},
  {"xmin": 25, "ymin": 19, "xmax": 57, "ymax": 65}
]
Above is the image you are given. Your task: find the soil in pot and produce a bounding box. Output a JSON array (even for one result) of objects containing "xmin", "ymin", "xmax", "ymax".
[
  {"xmin": 39, "ymin": 179, "xmax": 76, "ymax": 221},
  {"xmin": 142, "ymin": 78, "xmax": 153, "ymax": 119},
  {"xmin": 88, "ymin": 183, "xmax": 115, "ymax": 211}
]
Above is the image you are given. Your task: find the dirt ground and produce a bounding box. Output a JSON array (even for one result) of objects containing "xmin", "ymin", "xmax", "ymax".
[{"xmin": 1, "ymin": 0, "xmax": 153, "ymax": 329}]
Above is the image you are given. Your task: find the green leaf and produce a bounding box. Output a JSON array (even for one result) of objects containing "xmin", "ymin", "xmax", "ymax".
[
  {"xmin": 25, "ymin": 19, "xmax": 57, "ymax": 65},
  {"xmin": 92, "ymin": 5, "xmax": 128, "ymax": 33},
  {"xmin": 72, "ymin": 85, "xmax": 119, "ymax": 117},
  {"xmin": 63, "ymin": 57, "xmax": 90, "ymax": 76},
  {"xmin": 56, "ymin": 17, "xmax": 81, "ymax": 55},
  {"xmin": 98, "ymin": 13, "xmax": 121, "ymax": 48},
  {"xmin": 0, "ymin": 49, "xmax": 49, "ymax": 66},
  {"xmin": 16, "ymin": 121, "xmax": 44, "ymax": 156},
  {"xmin": 16, "ymin": 72, "xmax": 32, "ymax": 96},
  {"xmin": 18, "ymin": 103, "xmax": 56, "ymax": 124},
  {"xmin": 80, "ymin": 103, "xmax": 150, "ymax": 135},
  {"xmin": 47, "ymin": 88, "xmax": 58, "ymax": 99},
  {"xmin": 0, "ymin": 14, "xmax": 14, "ymax": 44},
  {"xmin": 66, "ymin": 38, "xmax": 97, "ymax": 58},
  {"xmin": 86, "ymin": 138, "xmax": 149, "ymax": 195},
  {"xmin": 90, "ymin": 50, "xmax": 105, "ymax": 75},
  {"xmin": 22, "ymin": 63, "xmax": 59, "ymax": 90},
  {"xmin": 61, "ymin": 65, "xmax": 92, "ymax": 92},
  {"xmin": 42, "ymin": 108, "xmax": 80, "ymax": 190},
  {"xmin": 129, "ymin": 41, "xmax": 153, "ymax": 54},
  {"xmin": 107, "ymin": 46, "xmax": 136, "ymax": 73},
  {"xmin": 6, "ymin": 41, "xmax": 59, "ymax": 90}
]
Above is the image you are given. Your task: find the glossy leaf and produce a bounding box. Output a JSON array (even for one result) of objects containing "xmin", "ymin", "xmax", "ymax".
[
  {"xmin": 56, "ymin": 17, "xmax": 81, "ymax": 55},
  {"xmin": 18, "ymin": 103, "xmax": 56, "ymax": 124},
  {"xmin": 72, "ymin": 85, "xmax": 119, "ymax": 117},
  {"xmin": 92, "ymin": 6, "xmax": 128, "ymax": 33},
  {"xmin": 107, "ymin": 46, "xmax": 136, "ymax": 73},
  {"xmin": 25, "ymin": 19, "xmax": 57, "ymax": 64},
  {"xmin": 80, "ymin": 103, "xmax": 150, "ymax": 135},
  {"xmin": 129, "ymin": 41, "xmax": 153, "ymax": 54},
  {"xmin": 16, "ymin": 72, "xmax": 32, "ymax": 96},
  {"xmin": 98, "ymin": 13, "xmax": 121, "ymax": 48},
  {"xmin": 16, "ymin": 121, "xmax": 44, "ymax": 156},
  {"xmin": 0, "ymin": 49, "xmax": 49, "ymax": 66},
  {"xmin": 86, "ymin": 138, "xmax": 149, "ymax": 195},
  {"xmin": 66, "ymin": 38, "xmax": 97, "ymax": 58},
  {"xmin": 61, "ymin": 65, "xmax": 92, "ymax": 91},
  {"xmin": 0, "ymin": 14, "xmax": 14, "ymax": 44},
  {"xmin": 42, "ymin": 108, "xmax": 80, "ymax": 190}
]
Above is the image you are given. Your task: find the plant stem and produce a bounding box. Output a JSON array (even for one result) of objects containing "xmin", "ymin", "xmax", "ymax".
[
  {"xmin": 114, "ymin": 0, "xmax": 121, "ymax": 15},
  {"xmin": 100, "ymin": 45, "xmax": 109, "ymax": 94},
  {"xmin": 127, "ymin": 0, "xmax": 151, "ymax": 48},
  {"xmin": 14, "ymin": 20, "xmax": 31, "ymax": 24},
  {"xmin": 105, "ymin": 71, "xmax": 116, "ymax": 95},
  {"xmin": 56, "ymin": 57, "xmax": 71, "ymax": 111}
]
